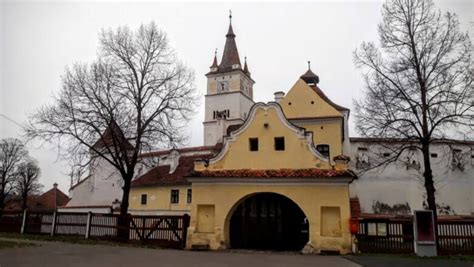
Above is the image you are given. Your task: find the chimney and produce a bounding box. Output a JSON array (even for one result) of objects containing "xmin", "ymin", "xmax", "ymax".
[
  {"xmin": 274, "ymin": 91, "xmax": 285, "ymax": 102},
  {"xmin": 53, "ymin": 183, "xmax": 58, "ymax": 188}
]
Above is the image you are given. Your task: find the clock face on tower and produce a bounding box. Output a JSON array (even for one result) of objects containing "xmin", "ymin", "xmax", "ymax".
[{"xmin": 217, "ymin": 81, "xmax": 229, "ymax": 93}]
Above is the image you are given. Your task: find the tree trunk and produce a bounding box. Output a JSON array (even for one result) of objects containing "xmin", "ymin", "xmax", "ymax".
[
  {"xmin": 421, "ymin": 140, "xmax": 439, "ymax": 249},
  {"xmin": 117, "ymin": 173, "xmax": 132, "ymax": 241},
  {"xmin": 21, "ymin": 193, "xmax": 28, "ymax": 213},
  {"xmin": 120, "ymin": 176, "xmax": 131, "ymax": 216},
  {"xmin": 0, "ymin": 180, "xmax": 5, "ymax": 218},
  {"xmin": 0, "ymin": 198, "xmax": 4, "ymax": 218}
]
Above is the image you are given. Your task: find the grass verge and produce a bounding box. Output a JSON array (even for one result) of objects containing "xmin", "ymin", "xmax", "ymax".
[
  {"xmin": 0, "ymin": 232, "xmax": 168, "ymax": 249},
  {"xmin": 0, "ymin": 239, "xmax": 37, "ymax": 249}
]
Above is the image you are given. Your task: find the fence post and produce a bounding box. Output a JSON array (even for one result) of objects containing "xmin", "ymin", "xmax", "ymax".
[
  {"xmin": 20, "ymin": 209, "xmax": 27, "ymax": 234},
  {"xmin": 51, "ymin": 210, "xmax": 58, "ymax": 236},
  {"xmin": 182, "ymin": 214, "xmax": 190, "ymax": 248},
  {"xmin": 142, "ymin": 217, "xmax": 146, "ymax": 240},
  {"xmin": 85, "ymin": 212, "xmax": 92, "ymax": 239}
]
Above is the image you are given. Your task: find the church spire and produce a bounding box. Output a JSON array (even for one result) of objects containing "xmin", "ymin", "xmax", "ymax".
[
  {"xmin": 243, "ymin": 56, "xmax": 250, "ymax": 75},
  {"xmin": 210, "ymin": 49, "xmax": 219, "ymax": 70},
  {"xmin": 219, "ymin": 10, "xmax": 241, "ymax": 72}
]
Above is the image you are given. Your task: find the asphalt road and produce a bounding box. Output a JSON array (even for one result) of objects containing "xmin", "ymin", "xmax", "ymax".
[
  {"xmin": 1, "ymin": 238, "xmax": 472, "ymax": 267},
  {"xmin": 0, "ymin": 239, "xmax": 358, "ymax": 267}
]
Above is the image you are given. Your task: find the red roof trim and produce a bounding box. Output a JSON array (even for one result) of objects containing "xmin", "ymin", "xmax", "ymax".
[
  {"xmin": 60, "ymin": 205, "xmax": 111, "ymax": 209},
  {"xmin": 350, "ymin": 137, "xmax": 474, "ymax": 145},
  {"xmin": 190, "ymin": 168, "xmax": 356, "ymax": 178},
  {"xmin": 141, "ymin": 145, "xmax": 219, "ymax": 158}
]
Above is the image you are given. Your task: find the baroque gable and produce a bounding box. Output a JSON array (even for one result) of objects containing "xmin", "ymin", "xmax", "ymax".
[{"xmin": 195, "ymin": 102, "xmax": 331, "ymax": 171}]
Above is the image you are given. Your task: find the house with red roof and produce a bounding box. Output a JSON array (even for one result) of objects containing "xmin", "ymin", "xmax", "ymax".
[{"xmin": 5, "ymin": 183, "xmax": 70, "ymax": 212}]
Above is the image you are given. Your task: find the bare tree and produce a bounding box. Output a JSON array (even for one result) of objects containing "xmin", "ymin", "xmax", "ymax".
[
  {"xmin": 26, "ymin": 22, "xmax": 198, "ymax": 222},
  {"xmin": 0, "ymin": 138, "xmax": 28, "ymax": 217},
  {"xmin": 15, "ymin": 159, "xmax": 43, "ymax": 212},
  {"xmin": 353, "ymin": 0, "xmax": 473, "ymax": 238}
]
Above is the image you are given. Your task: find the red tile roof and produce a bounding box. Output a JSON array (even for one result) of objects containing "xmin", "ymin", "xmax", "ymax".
[
  {"xmin": 131, "ymin": 154, "xmax": 214, "ymax": 187},
  {"xmin": 140, "ymin": 145, "xmax": 221, "ymax": 158},
  {"xmin": 190, "ymin": 168, "xmax": 356, "ymax": 179},
  {"xmin": 5, "ymin": 185, "xmax": 70, "ymax": 212},
  {"xmin": 350, "ymin": 137, "xmax": 474, "ymax": 145}
]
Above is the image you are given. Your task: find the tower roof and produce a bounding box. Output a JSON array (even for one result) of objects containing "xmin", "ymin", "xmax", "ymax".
[
  {"xmin": 300, "ymin": 61, "xmax": 320, "ymax": 85},
  {"xmin": 218, "ymin": 13, "xmax": 241, "ymax": 72},
  {"xmin": 243, "ymin": 56, "xmax": 250, "ymax": 75},
  {"xmin": 210, "ymin": 49, "xmax": 219, "ymax": 68}
]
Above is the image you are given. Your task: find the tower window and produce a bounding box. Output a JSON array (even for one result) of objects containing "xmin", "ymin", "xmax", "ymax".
[
  {"xmin": 316, "ymin": 144, "xmax": 330, "ymax": 158},
  {"xmin": 274, "ymin": 137, "xmax": 285, "ymax": 151},
  {"xmin": 141, "ymin": 194, "xmax": 147, "ymax": 205},
  {"xmin": 249, "ymin": 138, "xmax": 259, "ymax": 151},
  {"xmin": 170, "ymin": 189, "xmax": 179, "ymax": 204}
]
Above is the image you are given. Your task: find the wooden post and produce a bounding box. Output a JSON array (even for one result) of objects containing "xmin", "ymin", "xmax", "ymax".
[
  {"xmin": 85, "ymin": 212, "xmax": 92, "ymax": 239},
  {"xmin": 20, "ymin": 209, "xmax": 27, "ymax": 234},
  {"xmin": 51, "ymin": 210, "xmax": 58, "ymax": 236},
  {"xmin": 182, "ymin": 214, "xmax": 190, "ymax": 248},
  {"xmin": 142, "ymin": 217, "xmax": 146, "ymax": 241}
]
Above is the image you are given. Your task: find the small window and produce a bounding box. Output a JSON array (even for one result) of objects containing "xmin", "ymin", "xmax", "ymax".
[
  {"xmin": 431, "ymin": 153, "xmax": 438, "ymax": 158},
  {"xmin": 316, "ymin": 144, "xmax": 330, "ymax": 158},
  {"xmin": 141, "ymin": 194, "xmax": 147, "ymax": 205},
  {"xmin": 249, "ymin": 138, "xmax": 259, "ymax": 151},
  {"xmin": 367, "ymin": 222, "xmax": 387, "ymax": 236},
  {"xmin": 383, "ymin": 152, "xmax": 390, "ymax": 157},
  {"xmin": 274, "ymin": 137, "xmax": 285, "ymax": 151},
  {"xmin": 187, "ymin": 189, "xmax": 192, "ymax": 204},
  {"xmin": 170, "ymin": 189, "xmax": 179, "ymax": 204}
]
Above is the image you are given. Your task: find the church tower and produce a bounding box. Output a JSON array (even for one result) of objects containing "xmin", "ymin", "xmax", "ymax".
[{"xmin": 203, "ymin": 13, "xmax": 255, "ymax": 146}]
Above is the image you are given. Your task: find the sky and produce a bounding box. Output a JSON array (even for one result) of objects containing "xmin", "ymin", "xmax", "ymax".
[{"xmin": 0, "ymin": 0, "xmax": 472, "ymax": 193}]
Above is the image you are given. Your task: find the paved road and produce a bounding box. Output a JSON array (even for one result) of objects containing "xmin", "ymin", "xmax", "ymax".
[
  {"xmin": 345, "ymin": 255, "xmax": 473, "ymax": 267},
  {"xmin": 1, "ymin": 238, "xmax": 473, "ymax": 267},
  {"xmin": 0, "ymin": 239, "xmax": 358, "ymax": 267}
]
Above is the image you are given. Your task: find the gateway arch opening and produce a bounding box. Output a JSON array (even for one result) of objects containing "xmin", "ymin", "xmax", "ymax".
[{"xmin": 229, "ymin": 193, "xmax": 309, "ymax": 251}]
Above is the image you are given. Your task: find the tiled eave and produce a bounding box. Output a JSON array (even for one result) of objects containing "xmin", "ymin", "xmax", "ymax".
[
  {"xmin": 187, "ymin": 169, "xmax": 357, "ymax": 184},
  {"xmin": 189, "ymin": 168, "xmax": 356, "ymax": 178}
]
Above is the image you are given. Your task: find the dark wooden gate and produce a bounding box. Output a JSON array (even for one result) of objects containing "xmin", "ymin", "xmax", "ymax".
[
  {"xmin": 0, "ymin": 211, "xmax": 23, "ymax": 233},
  {"xmin": 356, "ymin": 218, "xmax": 414, "ymax": 253},
  {"xmin": 230, "ymin": 193, "xmax": 308, "ymax": 250}
]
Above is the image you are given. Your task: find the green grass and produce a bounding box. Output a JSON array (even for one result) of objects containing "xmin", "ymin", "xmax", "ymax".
[
  {"xmin": 0, "ymin": 232, "xmax": 167, "ymax": 249},
  {"xmin": 0, "ymin": 239, "xmax": 37, "ymax": 249}
]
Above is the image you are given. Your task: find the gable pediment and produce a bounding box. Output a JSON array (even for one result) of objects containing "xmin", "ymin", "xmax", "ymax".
[
  {"xmin": 195, "ymin": 102, "xmax": 331, "ymax": 171},
  {"xmin": 280, "ymin": 79, "xmax": 345, "ymax": 119}
]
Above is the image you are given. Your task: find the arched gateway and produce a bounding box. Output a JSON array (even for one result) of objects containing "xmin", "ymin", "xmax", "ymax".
[
  {"xmin": 186, "ymin": 102, "xmax": 355, "ymax": 254},
  {"xmin": 229, "ymin": 193, "xmax": 309, "ymax": 250}
]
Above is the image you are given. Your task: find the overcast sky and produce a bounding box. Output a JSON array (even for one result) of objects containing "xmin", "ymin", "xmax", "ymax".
[{"xmin": 0, "ymin": 0, "xmax": 472, "ymax": 193}]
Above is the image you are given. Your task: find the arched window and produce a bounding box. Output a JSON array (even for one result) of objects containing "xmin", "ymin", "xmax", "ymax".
[{"xmin": 316, "ymin": 144, "xmax": 330, "ymax": 158}]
